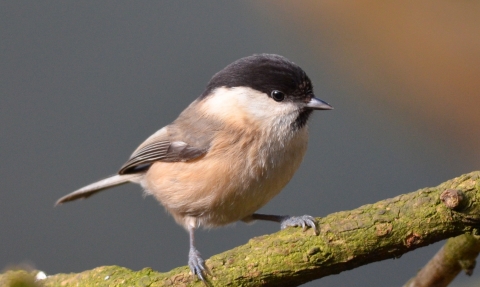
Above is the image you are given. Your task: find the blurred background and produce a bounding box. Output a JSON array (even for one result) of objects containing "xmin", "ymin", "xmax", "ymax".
[{"xmin": 1, "ymin": 1, "xmax": 479, "ymax": 286}]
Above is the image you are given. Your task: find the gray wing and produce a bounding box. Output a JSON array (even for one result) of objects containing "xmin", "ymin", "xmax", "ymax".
[
  {"xmin": 119, "ymin": 136, "xmax": 207, "ymax": 174},
  {"xmin": 119, "ymin": 104, "xmax": 219, "ymax": 175}
]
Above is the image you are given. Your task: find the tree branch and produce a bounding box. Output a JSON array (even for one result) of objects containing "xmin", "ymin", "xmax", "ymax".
[
  {"xmin": 3, "ymin": 171, "xmax": 480, "ymax": 287},
  {"xmin": 404, "ymin": 233, "xmax": 480, "ymax": 287}
]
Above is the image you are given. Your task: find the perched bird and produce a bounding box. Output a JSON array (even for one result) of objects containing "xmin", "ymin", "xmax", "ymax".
[{"xmin": 56, "ymin": 54, "xmax": 332, "ymax": 280}]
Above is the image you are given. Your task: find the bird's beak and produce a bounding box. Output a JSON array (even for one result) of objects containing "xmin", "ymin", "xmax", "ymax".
[{"xmin": 306, "ymin": 96, "xmax": 333, "ymax": 110}]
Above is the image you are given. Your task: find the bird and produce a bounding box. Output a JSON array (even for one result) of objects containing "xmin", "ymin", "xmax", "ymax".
[{"xmin": 56, "ymin": 53, "xmax": 333, "ymax": 280}]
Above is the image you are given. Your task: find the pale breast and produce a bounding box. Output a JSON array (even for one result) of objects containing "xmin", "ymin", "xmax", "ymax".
[
  {"xmin": 142, "ymin": 86, "xmax": 310, "ymax": 229},
  {"xmin": 142, "ymin": 123, "xmax": 308, "ymax": 229}
]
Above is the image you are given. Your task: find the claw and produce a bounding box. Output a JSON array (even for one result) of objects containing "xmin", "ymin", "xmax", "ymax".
[
  {"xmin": 280, "ymin": 215, "xmax": 318, "ymax": 234},
  {"xmin": 189, "ymin": 247, "xmax": 206, "ymax": 281}
]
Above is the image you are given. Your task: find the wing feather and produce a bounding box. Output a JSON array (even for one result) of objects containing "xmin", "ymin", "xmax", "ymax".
[{"xmin": 119, "ymin": 140, "xmax": 206, "ymax": 174}]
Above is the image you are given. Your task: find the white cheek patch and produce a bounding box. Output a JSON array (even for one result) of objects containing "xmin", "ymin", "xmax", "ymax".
[
  {"xmin": 199, "ymin": 87, "xmax": 243, "ymax": 122},
  {"xmin": 200, "ymin": 86, "xmax": 298, "ymax": 126}
]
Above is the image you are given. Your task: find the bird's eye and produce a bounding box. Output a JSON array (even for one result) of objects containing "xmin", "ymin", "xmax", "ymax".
[{"xmin": 271, "ymin": 90, "xmax": 285, "ymax": 102}]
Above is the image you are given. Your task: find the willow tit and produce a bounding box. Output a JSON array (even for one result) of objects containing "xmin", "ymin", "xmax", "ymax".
[{"xmin": 56, "ymin": 54, "xmax": 332, "ymax": 280}]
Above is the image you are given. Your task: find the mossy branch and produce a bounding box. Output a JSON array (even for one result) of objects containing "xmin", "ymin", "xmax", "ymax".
[
  {"xmin": 404, "ymin": 233, "xmax": 480, "ymax": 287},
  {"xmin": 3, "ymin": 171, "xmax": 480, "ymax": 287}
]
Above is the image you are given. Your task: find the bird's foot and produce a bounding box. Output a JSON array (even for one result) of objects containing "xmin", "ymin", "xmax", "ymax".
[
  {"xmin": 189, "ymin": 247, "xmax": 207, "ymax": 281},
  {"xmin": 280, "ymin": 215, "xmax": 318, "ymax": 234}
]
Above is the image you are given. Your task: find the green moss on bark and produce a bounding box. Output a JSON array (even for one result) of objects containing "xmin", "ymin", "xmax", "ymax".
[{"xmin": 3, "ymin": 171, "xmax": 480, "ymax": 287}]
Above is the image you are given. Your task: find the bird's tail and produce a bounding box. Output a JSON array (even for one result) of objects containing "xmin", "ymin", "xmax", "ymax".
[{"xmin": 56, "ymin": 174, "xmax": 143, "ymax": 205}]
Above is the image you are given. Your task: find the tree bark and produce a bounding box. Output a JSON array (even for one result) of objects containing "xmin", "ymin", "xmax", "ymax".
[
  {"xmin": 404, "ymin": 234, "xmax": 480, "ymax": 287},
  {"xmin": 2, "ymin": 171, "xmax": 480, "ymax": 287}
]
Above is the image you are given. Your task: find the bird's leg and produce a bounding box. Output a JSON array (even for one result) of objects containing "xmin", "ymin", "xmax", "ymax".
[
  {"xmin": 188, "ymin": 225, "xmax": 207, "ymax": 281},
  {"xmin": 247, "ymin": 213, "xmax": 318, "ymax": 234}
]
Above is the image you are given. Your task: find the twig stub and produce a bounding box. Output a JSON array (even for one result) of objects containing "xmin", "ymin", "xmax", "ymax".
[{"xmin": 440, "ymin": 189, "xmax": 465, "ymax": 210}]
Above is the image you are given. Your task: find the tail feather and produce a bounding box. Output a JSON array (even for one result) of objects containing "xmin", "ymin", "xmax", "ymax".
[{"xmin": 56, "ymin": 174, "xmax": 143, "ymax": 205}]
